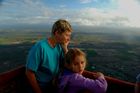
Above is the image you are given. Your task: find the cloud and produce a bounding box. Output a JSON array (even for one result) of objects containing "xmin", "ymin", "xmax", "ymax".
[
  {"xmin": 59, "ymin": 4, "xmax": 66, "ymax": 8},
  {"xmin": 1, "ymin": 0, "xmax": 140, "ymax": 28},
  {"xmin": 136, "ymin": 0, "xmax": 140, "ymax": 2},
  {"xmin": 0, "ymin": 0, "xmax": 53, "ymax": 24},
  {"xmin": 65, "ymin": 7, "xmax": 129, "ymax": 27},
  {"xmin": 115, "ymin": 0, "xmax": 140, "ymax": 27},
  {"xmin": 71, "ymin": 0, "xmax": 140, "ymax": 27},
  {"xmin": 79, "ymin": 0, "xmax": 93, "ymax": 4}
]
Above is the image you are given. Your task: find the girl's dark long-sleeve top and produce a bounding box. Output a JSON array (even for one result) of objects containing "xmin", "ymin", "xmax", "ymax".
[{"xmin": 58, "ymin": 69, "xmax": 108, "ymax": 93}]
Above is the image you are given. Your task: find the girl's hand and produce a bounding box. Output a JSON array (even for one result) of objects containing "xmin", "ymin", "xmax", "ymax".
[{"xmin": 93, "ymin": 72, "xmax": 105, "ymax": 79}]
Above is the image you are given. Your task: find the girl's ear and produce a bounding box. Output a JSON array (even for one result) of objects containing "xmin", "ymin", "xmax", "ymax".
[
  {"xmin": 64, "ymin": 62, "xmax": 71, "ymax": 69},
  {"xmin": 64, "ymin": 62, "xmax": 68, "ymax": 68}
]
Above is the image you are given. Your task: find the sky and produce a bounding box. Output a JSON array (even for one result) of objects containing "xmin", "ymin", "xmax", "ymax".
[{"xmin": 0, "ymin": 0, "xmax": 140, "ymax": 28}]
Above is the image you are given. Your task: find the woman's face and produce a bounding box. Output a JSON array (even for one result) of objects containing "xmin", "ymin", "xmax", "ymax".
[
  {"xmin": 70, "ymin": 55, "xmax": 86, "ymax": 74},
  {"xmin": 55, "ymin": 31, "xmax": 71, "ymax": 44}
]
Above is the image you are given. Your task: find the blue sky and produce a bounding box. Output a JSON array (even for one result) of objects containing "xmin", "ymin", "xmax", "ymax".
[{"xmin": 0, "ymin": 0, "xmax": 140, "ymax": 28}]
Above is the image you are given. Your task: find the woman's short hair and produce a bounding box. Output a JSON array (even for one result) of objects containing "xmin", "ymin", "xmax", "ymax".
[{"xmin": 51, "ymin": 19, "xmax": 72, "ymax": 36}]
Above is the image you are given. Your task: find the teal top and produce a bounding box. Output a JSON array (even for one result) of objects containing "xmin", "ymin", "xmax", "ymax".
[{"xmin": 26, "ymin": 39, "xmax": 64, "ymax": 83}]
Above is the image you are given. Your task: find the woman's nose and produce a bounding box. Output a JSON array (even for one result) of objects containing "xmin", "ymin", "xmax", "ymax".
[
  {"xmin": 67, "ymin": 37, "xmax": 70, "ymax": 40},
  {"xmin": 66, "ymin": 38, "xmax": 70, "ymax": 42}
]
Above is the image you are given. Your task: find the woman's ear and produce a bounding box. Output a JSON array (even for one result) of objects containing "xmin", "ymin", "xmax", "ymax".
[
  {"xmin": 54, "ymin": 30, "xmax": 61, "ymax": 36},
  {"xmin": 54, "ymin": 30, "xmax": 58, "ymax": 36}
]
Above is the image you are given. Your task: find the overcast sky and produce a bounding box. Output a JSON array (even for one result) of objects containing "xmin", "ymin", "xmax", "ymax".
[{"xmin": 0, "ymin": 0, "xmax": 140, "ymax": 28}]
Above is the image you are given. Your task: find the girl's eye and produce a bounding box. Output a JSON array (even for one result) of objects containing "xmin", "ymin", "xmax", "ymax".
[{"xmin": 81, "ymin": 61, "xmax": 85, "ymax": 64}]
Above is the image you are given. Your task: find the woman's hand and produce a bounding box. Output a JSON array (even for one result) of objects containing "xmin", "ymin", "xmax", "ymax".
[{"xmin": 61, "ymin": 40, "xmax": 70, "ymax": 54}]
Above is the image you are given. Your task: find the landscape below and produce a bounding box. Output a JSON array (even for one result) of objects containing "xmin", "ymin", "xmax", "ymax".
[{"xmin": 0, "ymin": 27, "xmax": 140, "ymax": 83}]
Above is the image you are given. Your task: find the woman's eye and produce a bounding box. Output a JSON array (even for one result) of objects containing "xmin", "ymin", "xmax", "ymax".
[{"xmin": 73, "ymin": 63, "xmax": 78, "ymax": 65}]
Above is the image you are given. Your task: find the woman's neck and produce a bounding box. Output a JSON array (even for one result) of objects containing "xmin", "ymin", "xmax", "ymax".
[{"xmin": 48, "ymin": 37, "xmax": 57, "ymax": 48}]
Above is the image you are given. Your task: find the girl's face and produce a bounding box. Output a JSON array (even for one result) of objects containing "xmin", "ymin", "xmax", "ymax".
[
  {"xmin": 70, "ymin": 55, "xmax": 86, "ymax": 74},
  {"xmin": 55, "ymin": 31, "xmax": 71, "ymax": 44}
]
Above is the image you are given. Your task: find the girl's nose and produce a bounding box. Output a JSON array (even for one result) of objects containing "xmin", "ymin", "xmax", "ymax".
[{"xmin": 79, "ymin": 64, "xmax": 83, "ymax": 69}]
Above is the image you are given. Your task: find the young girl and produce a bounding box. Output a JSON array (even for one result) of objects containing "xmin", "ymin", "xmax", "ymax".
[{"xmin": 58, "ymin": 48, "xmax": 108, "ymax": 93}]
